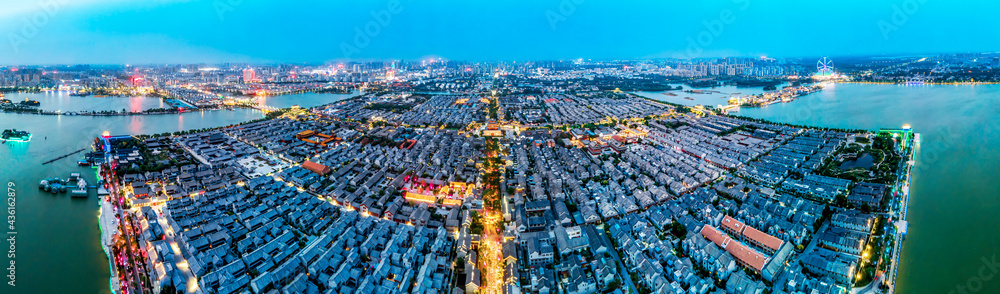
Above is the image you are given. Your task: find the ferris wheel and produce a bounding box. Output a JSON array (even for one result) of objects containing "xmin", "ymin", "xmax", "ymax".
[{"xmin": 817, "ymin": 57, "xmax": 834, "ymax": 76}]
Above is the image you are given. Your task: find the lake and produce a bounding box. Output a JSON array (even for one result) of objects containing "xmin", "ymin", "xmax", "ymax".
[
  {"xmin": 252, "ymin": 91, "xmax": 357, "ymax": 109},
  {"xmin": 839, "ymin": 153, "xmax": 875, "ymax": 170},
  {"xmin": 1, "ymin": 90, "xmax": 358, "ymax": 113},
  {"xmin": 736, "ymin": 83, "xmax": 1000, "ymax": 294},
  {"xmin": 635, "ymin": 83, "xmax": 782, "ymax": 106}
]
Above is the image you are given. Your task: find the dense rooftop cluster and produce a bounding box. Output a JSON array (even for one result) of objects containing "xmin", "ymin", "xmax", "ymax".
[
  {"xmin": 498, "ymin": 93, "xmax": 674, "ymax": 126},
  {"xmin": 103, "ymin": 84, "xmax": 911, "ymax": 294},
  {"xmin": 317, "ymin": 94, "xmax": 486, "ymax": 128},
  {"xmin": 137, "ymin": 177, "xmax": 454, "ymax": 294}
]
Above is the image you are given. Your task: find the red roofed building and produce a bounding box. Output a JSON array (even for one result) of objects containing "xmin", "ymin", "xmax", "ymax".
[
  {"xmin": 700, "ymin": 225, "xmax": 770, "ymax": 273},
  {"xmin": 720, "ymin": 215, "xmax": 746, "ymax": 238},
  {"xmin": 742, "ymin": 226, "xmax": 784, "ymax": 254},
  {"xmin": 701, "ymin": 225, "xmax": 731, "ymax": 247},
  {"xmin": 719, "ymin": 215, "xmax": 785, "ymax": 254},
  {"xmin": 483, "ymin": 121, "xmax": 503, "ymax": 137},
  {"xmin": 726, "ymin": 238, "xmax": 770, "ymax": 272},
  {"xmin": 302, "ymin": 160, "xmax": 331, "ymax": 175}
]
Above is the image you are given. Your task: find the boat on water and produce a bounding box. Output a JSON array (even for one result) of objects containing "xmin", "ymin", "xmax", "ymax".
[
  {"xmin": 1, "ymin": 129, "xmax": 31, "ymax": 142},
  {"xmin": 684, "ymin": 97, "xmax": 694, "ymax": 100}
]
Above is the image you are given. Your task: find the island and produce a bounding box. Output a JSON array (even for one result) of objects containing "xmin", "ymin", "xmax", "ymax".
[{"xmin": 1, "ymin": 129, "xmax": 31, "ymax": 142}]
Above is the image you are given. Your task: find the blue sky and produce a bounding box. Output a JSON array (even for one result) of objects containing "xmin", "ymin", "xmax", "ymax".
[{"xmin": 1, "ymin": 0, "xmax": 998, "ymax": 64}]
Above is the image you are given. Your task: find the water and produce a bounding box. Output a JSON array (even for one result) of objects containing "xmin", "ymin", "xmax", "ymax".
[
  {"xmin": 0, "ymin": 109, "xmax": 264, "ymax": 294},
  {"xmin": 736, "ymin": 83, "xmax": 1000, "ymax": 294},
  {"xmin": 2, "ymin": 91, "xmax": 358, "ymax": 113},
  {"xmin": 635, "ymin": 83, "xmax": 782, "ymax": 106},
  {"xmin": 839, "ymin": 153, "xmax": 874, "ymax": 170},
  {"xmin": 3, "ymin": 91, "xmax": 167, "ymax": 112},
  {"xmin": 253, "ymin": 91, "xmax": 357, "ymax": 109}
]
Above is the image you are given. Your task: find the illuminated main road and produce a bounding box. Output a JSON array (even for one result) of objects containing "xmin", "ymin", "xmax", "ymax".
[{"xmin": 478, "ymin": 137, "xmax": 505, "ymax": 294}]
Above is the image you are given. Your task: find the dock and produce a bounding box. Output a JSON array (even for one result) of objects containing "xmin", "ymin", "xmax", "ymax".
[{"xmin": 41, "ymin": 148, "xmax": 85, "ymax": 165}]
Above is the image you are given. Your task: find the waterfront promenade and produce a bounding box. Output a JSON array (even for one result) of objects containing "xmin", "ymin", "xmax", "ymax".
[
  {"xmin": 1, "ymin": 103, "xmax": 275, "ymax": 117},
  {"xmin": 885, "ymin": 132, "xmax": 916, "ymax": 294}
]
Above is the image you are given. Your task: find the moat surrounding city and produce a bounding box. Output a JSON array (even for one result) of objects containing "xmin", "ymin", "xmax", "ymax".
[
  {"xmin": 3, "ymin": 60, "xmax": 1000, "ymax": 294},
  {"xmin": 10, "ymin": 1, "xmax": 1000, "ymax": 293}
]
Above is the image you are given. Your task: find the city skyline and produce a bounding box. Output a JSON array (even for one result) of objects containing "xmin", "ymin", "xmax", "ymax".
[{"xmin": 3, "ymin": 0, "xmax": 1000, "ymax": 64}]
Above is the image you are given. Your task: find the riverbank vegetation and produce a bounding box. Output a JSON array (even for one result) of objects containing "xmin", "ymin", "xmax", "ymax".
[
  {"xmin": 0, "ymin": 86, "xmax": 43, "ymax": 93},
  {"xmin": 723, "ymin": 114, "xmax": 869, "ymax": 134},
  {"xmin": 312, "ymin": 87, "xmax": 352, "ymax": 94},
  {"xmin": 817, "ymin": 133, "xmax": 903, "ymax": 185}
]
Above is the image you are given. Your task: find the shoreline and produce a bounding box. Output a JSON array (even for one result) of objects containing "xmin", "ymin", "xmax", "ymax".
[
  {"xmin": 0, "ymin": 105, "xmax": 268, "ymax": 117},
  {"xmin": 886, "ymin": 131, "xmax": 917, "ymax": 293},
  {"xmin": 98, "ymin": 197, "xmax": 120, "ymax": 294},
  {"xmin": 839, "ymin": 81, "xmax": 1000, "ymax": 85},
  {"xmin": 0, "ymin": 89, "xmax": 361, "ymax": 117}
]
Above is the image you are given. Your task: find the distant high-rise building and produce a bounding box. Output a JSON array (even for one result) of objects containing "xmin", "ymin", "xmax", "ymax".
[
  {"xmin": 958, "ymin": 53, "xmax": 982, "ymax": 60},
  {"xmin": 242, "ymin": 68, "xmax": 258, "ymax": 83},
  {"xmin": 993, "ymin": 57, "xmax": 999, "ymax": 68}
]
